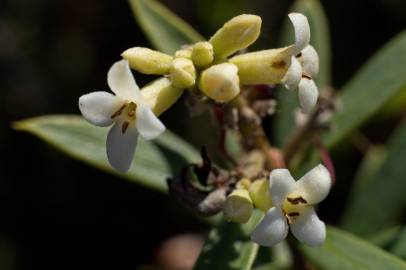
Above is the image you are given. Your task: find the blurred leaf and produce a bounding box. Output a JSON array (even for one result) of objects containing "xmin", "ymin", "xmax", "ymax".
[
  {"xmin": 14, "ymin": 115, "xmax": 200, "ymax": 193},
  {"xmin": 193, "ymin": 211, "xmax": 262, "ymax": 270},
  {"xmin": 300, "ymin": 226, "xmax": 406, "ymax": 270},
  {"xmin": 340, "ymin": 120, "xmax": 406, "ymax": 235},
  {"xmin": 129, "ymin": 0, "xmax": 204, "ymax": 54},
  {"xmin": 367, "ymin": 226, "xmax": 401, "ymax": 247},
  {"xmin": 274, "ymin": 0, "xmax": 331, "ymax": 147},
  {"xmin": 390, "ymin": 227, "xmax": 406, "ymax": 259},
  {"xmin": 324, "ymin": 31, "xmax": 406, "ymax": 148}
]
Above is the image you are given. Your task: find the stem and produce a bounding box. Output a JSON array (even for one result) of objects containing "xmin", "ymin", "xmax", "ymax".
[{"xmin": 283, "ymin": 108, "xmax": 319, "ymax": 166}]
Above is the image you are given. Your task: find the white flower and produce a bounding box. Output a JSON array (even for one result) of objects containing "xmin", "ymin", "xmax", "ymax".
[
  {"xmin": 282, "ymin": 13, "xmax": 320, "ymax": 113},
  {"xmin": 78, "ymin": 60, "xmax": 165, "ymax": 172},
  {"xmin": 251, "ymin": 164, "xmax": 331, "ymax": 247}
]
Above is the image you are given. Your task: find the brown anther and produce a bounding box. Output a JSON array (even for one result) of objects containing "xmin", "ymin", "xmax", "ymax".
[
  {"xmin": 111, "ymin": 104, "xmax": 126, "ymax": 119},
  {"xmin": 295, "ymin": 52, "xmax": 302, "ymax": 58},
  {"xmin": 272, "ymin": 60, "xmax": 286, "ymax": 69},
  {"xmin": 287, "ymin": 212, "xmax": 300, "ymax": 217},
  {"xmin": 287, "ymin": 196, "xmax": 308, "ymax": 205},
  {"xmin": 127, "ymin": 102, "xmax": 137, "ymax": 118},
  {"xmin": 121, "ymin": 121, "xmax": 130, "ymax": 134},
  {"xmin": 301, "ymin": 73, "xmax": 312, "ymax": 80}
]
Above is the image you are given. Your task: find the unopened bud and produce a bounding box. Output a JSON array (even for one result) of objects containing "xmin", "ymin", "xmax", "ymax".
[
  {"xmin": 141, "ymin": 77, "xmax": 184, "ymax": 116},
  {"xmin": 249, "ymin": 178, "xmax": 273, "ymax": 212},
  {"xmin": 170, "ymin": 58, "xmax": 196, "ymax": 88},
  {"xmin": 199, "ymin": 63, "xmax": 240, "ymax": 102},
  {"xmin": 191, "ymin": 42, "xmax": 214, "ymax": 67},
  {"xmin": 175, "ymin": 47, "xmax": 193, "ymax": 59},
  {"xmin": 223, "ymin": 189, "xmax": 253, "ymax": 223},
  {"xmin": 121, "ymin": 47, "xmax": 173, "ymax": 74},
  {"xmin": 209, "ymin": 14, "xmax": 261, "ymax": 59},
  {"xmin": 229, "ymin": 46, "xmax": 293, "ymax": 84}
]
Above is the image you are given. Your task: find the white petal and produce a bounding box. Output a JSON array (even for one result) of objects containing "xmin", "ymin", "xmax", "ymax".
[
  {"xmin": 269, "ymin": 169, "xmax": 296, "ymax": 206},
  {"xmin": 293, "ymin": 164, "xmax": 332, "ymax": 205},
  {"xmin": 282, "ymin": 57, "xmax": 302, "ymax": 90},
  {"xmin": 106, "ymin": 121, "xmax": 138, "ymax": 172},
  {"xmin": 290, "ymin": 207, "xmax": 326, "ymax": 247},
  {"xmin": 298, "ymin": 78, "xmax": 318, "ymax": 113},
  {"xmin": 135, "ymin": 104, "xmax": 165, "ymax": 140},
  {"xmin": 301, "ymin": 45, "xmax": 319, "ymax": 78},
  {"xmin": 288, "ymin": 13, "xmax": 311, "ymax": 55},
  {"xmin": 107, "ymin": 59, "xmax": 140, "ymax": 101},
  {"xmin": 251, "ymin": 207, "xmax": 289, "ymax": 247},
  {"xmin": 79, "ymin": 91, "xmax": 123, "ymax": 127}
]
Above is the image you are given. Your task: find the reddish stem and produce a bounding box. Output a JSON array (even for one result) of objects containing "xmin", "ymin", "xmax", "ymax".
[{"xmin": 313, "ymin": 137, "xmax": 336, "ymax": 185}]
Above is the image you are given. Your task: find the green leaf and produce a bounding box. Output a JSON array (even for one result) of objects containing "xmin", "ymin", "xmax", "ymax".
[
  {"xmin": 129, "ymin": 0, "xmax": 204, "ymax": 54},
  {"xmin": 274, "ymin": 0, "xmax": 332, "ymax": 147},
  {"xmin": 14, "ymin": 115, "xmax": 200, "ymax": 193},
  {"xmin": 300, "ymin": 226, "xmax": 406, "ymax": 270},
  {"xmin": 340, "ymin": 120, "xmax": 406, "ymax": 235},
  {"xmin": 193, "ymin": 211, "xmax": 262, "ymax": 270},
  {"xmin": 324, "ymin": 31, "xmax": 406, "ymax": 148}
]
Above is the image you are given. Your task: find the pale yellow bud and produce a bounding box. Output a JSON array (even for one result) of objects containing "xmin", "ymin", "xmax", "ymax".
[
  {"xmin": 191, "ymin": 41, "xmax": 214, "ymax": 67},
  {"xmin": 169, "ymin": 58, "xmax": 196, "ymax": 88},
  {"xmin": 223, "ymin": 189, "xmax": 253, "ymax": 223},
  {"xmin": 199, "ymin": 63, "xmax": 240, "ymax": 103},
  {"xmin": 141, "ymin": 77, "xmax": 184, "ymax": 116},
  {"xmin": 249, "ymin": 178, "xmax": 273, "ymax": 212},
  {"xmin": 236, "ymin": 178, "xmax": 251, "ymax": 190},
  {"xmin": 209, "ymin": 14, "xmax": 262, "ymax": 59},
  {"xmin": 121, "ymin": 47, "xmax": 173, "ymax": 74},
  {"xmin": 229, "ymin": 46, "xmax": 294, "ymax": 85},
  {"xmin": 175, "ymin": 47, "xmax": 193, "ymax": 59}
]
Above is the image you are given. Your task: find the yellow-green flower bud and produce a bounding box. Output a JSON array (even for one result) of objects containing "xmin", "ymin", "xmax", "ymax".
[
  {"xmin": 249, "ymin": 178, "xmax": 273, "ymax": 212},
  {"xmin": 199, "ymin": 63, "xmax": 240, "ymax": 102},
  {"xmin": 191, "ymin": 41, "xmax": 214, "ymax": 67},
  {"xmin": 121, "ymin": 47, "xmax": 173, "ymax": 75},
  {"xmin": 141, "ymin": 77, "xmax": 184, "ymax": 116},
  {"xmin": 236, "ymin": 178, "xmax": 251, "ymax": 190},
  {"xmin": 223, "ymin": 189, "xmax": 253, "ymax": 223},
  {"xmin": 175, "ymin": 47, "xmax": 193, "ymax": 59},
  {"xmin": 169, "ymin": 58, "xmax": 196, "ymax": 88},
  {"xmin": 209, "ymin": 14, "xmax": 261, "ymax": 59},
  {"xmin": 229, "ymin": 46, "xmax": 293, "ymax": 84}
]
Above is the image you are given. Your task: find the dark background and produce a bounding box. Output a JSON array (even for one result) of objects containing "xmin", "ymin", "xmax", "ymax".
[{"xmin": 0, "ymin": 0, "xmax": 405, "ymax": 269}]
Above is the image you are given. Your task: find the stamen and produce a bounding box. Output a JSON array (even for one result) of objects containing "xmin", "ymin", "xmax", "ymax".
[
  {"xmin": 287, "ymin": 196, "xmax": 307, "ymax": 205},
  {"xmin": 301, "ymin": 73, "xmax": 312, "ymax": 80},
  {"xmin": 127, "ymin": 102, "xmax": 137, "ymax": 118},
  {"xmin": 272, "ymin": 60, "xmax": 286, "ymax": 69},
  {"xmin": 287, "ymin": 212, "xmax": 300, "ymax": 217},
  {"xmin": 295, "ymin": 52, "xmax": 302, "ymax": 58},
  {"xmin": 121, "ymin": 121, "xmax": 130, "ymax": 134},
  {"xmin": 111, "ymin": 104, "xmax": 126, "ymax": 119}
]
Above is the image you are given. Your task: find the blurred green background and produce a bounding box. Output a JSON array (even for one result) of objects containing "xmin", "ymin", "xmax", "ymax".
[{"xmin": 1, "ymin": 0, "xmax": 406, "ymax": 269}]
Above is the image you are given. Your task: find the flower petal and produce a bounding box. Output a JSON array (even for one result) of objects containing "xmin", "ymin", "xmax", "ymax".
[
  {"xmin": 290, "ymin": 207, "xmax": 326, "ymax": 247},
  {"xmin": 300, "ymin": 45, "xmax": 319, "ymax": 78},
  {"xmin": 269, "ymin": 169, "xmax": 295, "ymax": 206},
  {"xmin": 288, "ymin": 13, "xmax": 310, "ymax": 56},
  {"xmin": 282, "ymin": 57, "xmax": 302, "ymax": 90},
  {"xmin": 106, "ymin": 121, "xmax": 138, "ymax": 172},
  {"xmin": 107, "ymin": 59, "xmax": 140, "ymax": 101},
  {"xmin": 293, "ymin": 164, "xmax": 331, "ymax": 205},
  {"xmin": 79, "ymin": 91, "xmax": 123, "ymax": 127},
  {"xmin": 135, "ymin": 104, "xmax": 165, "ymax": 140},
  {"xmin": 251, "ymin": 207, "xmax": 289, "ymax": 247},
  {"xmin": 298, "ymin": 78, "xmax": 318, "ymax": 113}
]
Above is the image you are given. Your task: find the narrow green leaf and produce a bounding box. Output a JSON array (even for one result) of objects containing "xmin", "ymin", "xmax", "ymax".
[
  {"xmin": 274, "ymin": 0, "xmax": 332, "ymax": 147},
  {"xmin": 14, "ymin": 115, "xmax": 200, "ymax": 193},
  {"xmin": 300, "ymin": 226, "xmax": 406, "ymax": 270},
  {"xmin": 340, "ymin": 120, "xmax": 406, "ymax": 235},
  {"xmin": 193, "ymin": 211, "xmax": 262, "ymax": 270},
  {"xmin": 129, "ymin": 0, "xmax": 204, "ymax": 54},
  {"xmin": 324, "ymin": 31, "xmax": 406, "ymax": 148}
]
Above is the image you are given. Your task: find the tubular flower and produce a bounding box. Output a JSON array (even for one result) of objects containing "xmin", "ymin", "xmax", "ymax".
[
  {"xmin": 282, "ymin": 13, "xmax": 320, "ymax": 113},
  {"xmin": 78, "ymin": 60, "xmax": 165, "ymax": 172},
  {"xmin": 251, "ymin": 164, "xmax": 331, "ymax": 247}
]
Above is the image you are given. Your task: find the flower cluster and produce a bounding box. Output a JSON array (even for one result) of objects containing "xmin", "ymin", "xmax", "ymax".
[
  {"xmin": 224, "ymin": 164, "xmax": 332, "ymax": 247},
  {"xmin": 78, "ymin": 12, "xmax": 321, "ymax": 173}
]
